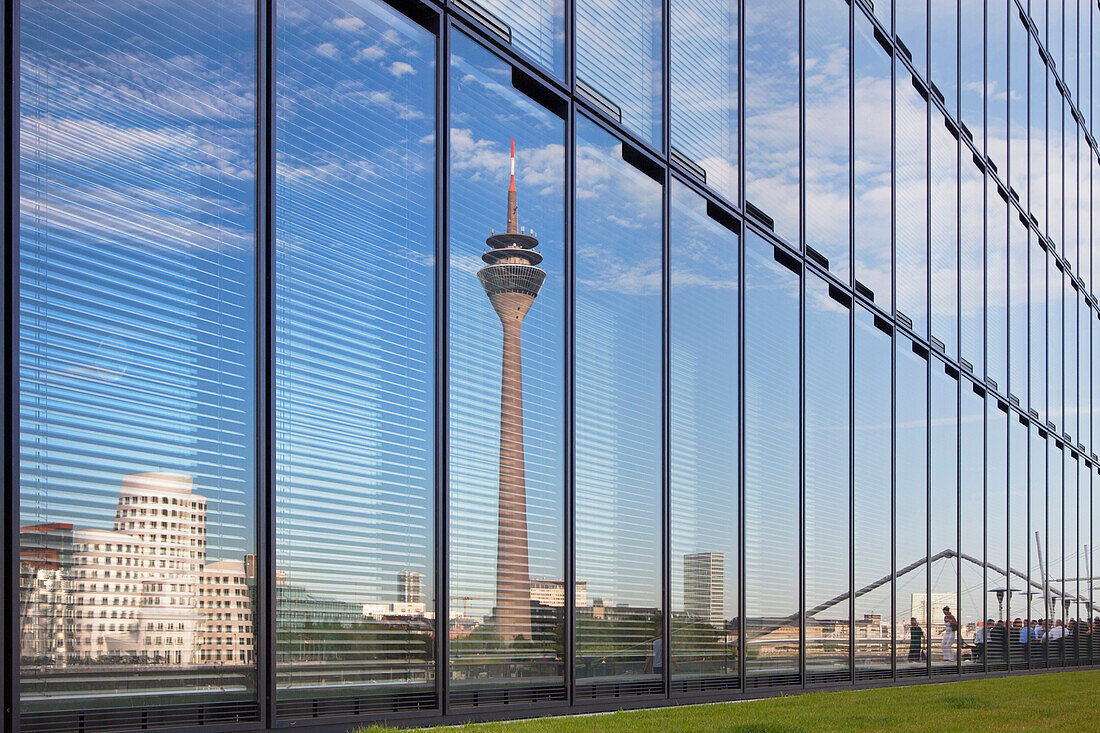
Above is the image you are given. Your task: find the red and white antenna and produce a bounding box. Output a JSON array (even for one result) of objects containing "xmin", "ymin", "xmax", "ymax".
[
  {"xmin": 506, "ymin": 140, "xmax": 519, "ymax": 234},
  {"xmin": 509, "ymin": 139, "xmax": 516, "ymax": 192}
]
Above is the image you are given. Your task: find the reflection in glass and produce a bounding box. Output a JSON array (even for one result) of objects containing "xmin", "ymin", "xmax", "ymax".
[
  {"xmin": 1007, "ymin": 10, "xmax": 1028, "ymax": 205},
  {"xmin": 19, "ymin": 0, "xmax": 257, "ymax": 713},
  {"xmin": 1008, "ymin": 217, "xmax": 1028, "ymax": 402},
  {"xmin": 448, "ymin": 35, "xmax": 565, "ymax": 692},
  {"xmin": 745, "ymin": 0, "xmax": 800, "ymax": 244},
  {"xmin": 745, "ymin": 235, "xmax": 801, "ymax": 686},
  {"xmin": 986, "ymin": 189, "xmax": 1008, "ymax": 387},
  {"xmin": 576, "ymin": 0, "xmax": 662, "ymax": 147},
  {"xmin": 854, "ymin": 308, "xmax": 892, "ymax": 677},
  {"xmin": 670, "ymin": 181, "xmax": 739, "ymax": 688},
  {"xmin": 1030, "ymin": 430, "xmax": 1048, "ymax": 668},
  {"xmin": 930, "ymin": 363, "xmax": 959, "ymax": 673},
  {"xmin": 1063, "ymin": 455, "xmax": 1077, "ymax": 666},
  {"xmin": 895, "ymin": 72, "xmax": 929, "ymax": 336},
  {"xmin": 1047, "ymin": 74, "xmax": 1061, "ymax": 250},
  {"xmin": 670, "ymin": 0, "xmax": 738, "ymax": 204},
  {"xmin": 275, "ymin": 0, "xmax": 435, "ymax": 700},
  {"xmin": 1029, "ymin": 39, "xmax": 1047, "ymax": 236},
  {"xmin": 1048, "ymin": 261, "xmax": 1063, "ymax": 429},
  {"xmin": 959, "ymin": 0, "xmax": 984, "ymax": 150},
  {"xmin": 985, "ymin": 401, "xmax": 1008, "ymax": 671},
  {"xmin": 574, "ymin": 118, "xmax": 663, "ymax": 688},
  {"xmin": 805, "ymin": 276, "xmax": 851, "ymax": 682},
  {"xmin": 930, "ymin": 0, "xmax": 958, "ymax": 117},
  {"xmin": 959, "ymin": 157, "xmax": 985, "ymax": 375},
  {"xmin": 805, "ymin": 0, "xmax": 851, "ymax": 280},
  {"xmin": 1048, "ymin": 441, "xmax": 1063, "ymax": 665},
  {"xmin": 1030, "ymin": 235, "xmax": 1048, "ymax": 422},
  {"xmin": 471, "ymin": 0, "xmax": 565, "ymax": 77},
  {"xmin": 895, "ymin": 0, "xmax": 927, "ymax": 76},
  {"xmin": 895, "ymin": 339, "xmax": 928, "ymax": 677},
  {"xmin": 930, "ymin": 116, "xmax": 959, "ymax": 358},
  {"xmin": 959, "ymin": 384, "xmax": 984, "ymax": 671},
  {"xmin": 853, "ymin": 16, "xmax": 893, "ymax": 305},
  {"xmin": 986, "ymin": 0, "xmax": 1007, "ymax": 172}
]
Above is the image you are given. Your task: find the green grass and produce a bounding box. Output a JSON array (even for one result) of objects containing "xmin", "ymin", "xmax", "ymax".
[{"xmin": 357, "ymin": 670, "xmax": 1100, "ymax": 733}]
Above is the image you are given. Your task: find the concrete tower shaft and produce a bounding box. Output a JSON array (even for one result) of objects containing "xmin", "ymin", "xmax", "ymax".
[{"xmin": 478, "ymin": 141, "xmax": 543, "ymax": 642}]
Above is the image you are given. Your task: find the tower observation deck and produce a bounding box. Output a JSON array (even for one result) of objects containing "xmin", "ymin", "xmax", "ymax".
[{"xmin": 479, "ymin": 141, "xmax": 543, "ymax": 643}]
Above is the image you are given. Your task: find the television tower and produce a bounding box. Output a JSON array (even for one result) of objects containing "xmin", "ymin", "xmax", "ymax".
[{"xmin": 479, "ymin": 141, "xmax": 545, "ymax": 642}]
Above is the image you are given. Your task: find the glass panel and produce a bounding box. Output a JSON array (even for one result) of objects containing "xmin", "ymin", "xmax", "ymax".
[
  {"xmin": 896, "ymin": 71, "xmax": 929, "ymax": 336},
  {"xmin": 1047, "ymin": 74, "xmax": 1062, "ymax": 249},
  {"xmin": 805, "ymin": 0, "xmax": 851, "ymax": 280},
  {"xmin": 1063, "ymin": 454, "xmax": 1078, "ymax": 665},
  {"xmin": 895, "ymin": 338, "xmax": 928, "ymax": 677},
  {"xmin": 959, "ymin": 0, "xmax": 985, "ymax": 151},
  {"xmin": 1065, "ymin": 287, "xmax": 1078, "ymax": 440},
  {"xmin": 1048, "ymin": 441, "xmax": 1063, "ymax": 665},
  {"xmin": 1008, "ymin": 215, "xmax": 1028, "ymax": 402},
  {"xmin": 854, "ymin": 15, "xmax": 894, "ymax": 305},
  {"xmin": 986, "ymin": 187, "xmax": 1008, "ymax": 388},
  {"xmin": 448, "ymin": 34, "xmax": 566, "ymax": 692},
  {"xmin": 959, "ymin": 156, "xmax": 985, "ymax": 374},
  {"xmin": 1031, "ymin": 233, "xmax": 1048, "ymax": 421},
  {"xmin": 574, "ymin": 118, "xmax": 663, "ymax": 687},
  {"xmin": 744, "ymin": 234, "xmax": 801, "ymax": 686},
  {"xmin": 986, "ymin": 0, "xmax": 1008, "ymax": 172},
  {"xmin": 960, "ymin": 383, "xmax": 984, "ymax": 671},
  {"xmin": 870, "ymin": 0, "xmax": 892, "ymax": 31},
  {"xmin": 1008, "ymin": 8, "xmax": 1029, "ymax": 205},
  {"xmin": 1030, "ymin": 38, "xmax": 1047, "ymax": 236},
  {"xmin": 670, "ymin": 0, "xmax": 738, "ymax": 204},
  {"xmin": 274, "ymin": 0, "xmax": 435, "ymax": 700},
  {"xmin": 1049, "ymin": 261, "xmax": 1064, "ymax": 430},
  {"xmin": 930, "ymin": 115, "xmax": 959, "ymax": 358},
  {"xmin": 1063, "ymin": 114, "xmax": 1076, "ymax": 272},
  {"xmin": 670, "ymin": 180, "xmax": 739, "ymax": 686},
  {"xmin": 930, "ymin": 363, "xmax": 959, "ymax": 673},
  {"xmin": 1030, "ymin": 429, "xmax": 1048, "ymax": 667},
  {"xmin": 1082, "ymin": 464, "xmax": 1091, "ymax": 664},
  {"xmin": 470, "ymin": 0, "xmax": 565, "ymax": 77},
  {"xmin": 930, "ymin": 0, "xmax": 957, "ymax": 117},
  {"xmin": 745, "ymin": 0, "xmax": 800, "ymax": 244},
  {"xmin": 985, "ymin": 401, "xmax": 1008, "ymax": 671},
  {"xmin": 805, "ymin": 275, "xmax": 851, "ymax": 683},
  {"xmin": 576, "ymin": 0, "xmax": 662, "ymax": 147},
  {"xmin": 895, "ymin": 0, "xmax": 927, "ymax": 76},
  {"xmin": 1066, "ymin": 456, "xmax": 1080, "ymax": 665},
  {"xmin": 1008, "ymin": 416, "xmax": 1028, "ymax": 669},
  {"xmin": 854, "ymin": 307, "xmax": 893, "ymax": 677},
  {"xmin": 19, "ymin": 0, "xmax": 256, "ymax": 712},
  {"xmin": 1049, "ymin": 0, "xmax": 1063, "ymax": 75}
]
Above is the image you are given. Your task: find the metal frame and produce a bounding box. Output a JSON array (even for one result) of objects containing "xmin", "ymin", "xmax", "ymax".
[{"xmin": 5, "ymin": 0, "xmax": 1100, "ymax": 730}]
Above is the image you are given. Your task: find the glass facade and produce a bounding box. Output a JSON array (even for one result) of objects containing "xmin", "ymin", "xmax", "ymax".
[{"xmin": 9, "ymin": 0, "xmax": 1100, "ymax": 729}]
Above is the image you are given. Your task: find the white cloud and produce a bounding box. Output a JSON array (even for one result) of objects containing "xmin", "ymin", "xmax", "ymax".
[
  {"xmin": 389, "ymin": 61, "xmax": 415, "ymax": 78},
  {"xmin": 357, "ymin": 45, "xmax": 386, "ymax": 61},
  {"xmin": 332, "ymin": 16, "xmax": 366, "ymax": 32},
  {"xmin": 315, "ymin": 42, "xmax": 339, "ymax": 59}
]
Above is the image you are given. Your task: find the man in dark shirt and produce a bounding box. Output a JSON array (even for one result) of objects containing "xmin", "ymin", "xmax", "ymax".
[{"xmin": 908, "ymin": 617, "xmax": 924, "ymax": 662}]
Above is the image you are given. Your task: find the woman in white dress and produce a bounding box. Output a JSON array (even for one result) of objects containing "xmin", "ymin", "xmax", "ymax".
[{"xmin": 941, "ymin": 606, "xmax": 958, "ymax": 662}]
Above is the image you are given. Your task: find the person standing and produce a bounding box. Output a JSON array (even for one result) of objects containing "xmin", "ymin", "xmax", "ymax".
[
  {"xmin": 941, "ymin": 607, "xmax": 958, "ymax": 662},
  {"xmin": 909, "ymin": 617, "xmax": 924, "ymax": 663}
]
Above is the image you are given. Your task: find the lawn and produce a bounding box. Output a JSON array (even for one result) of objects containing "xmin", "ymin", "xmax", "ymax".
[{"xmin": 360, "ymin": 670, "xmax": 1100, "ymax": 732}]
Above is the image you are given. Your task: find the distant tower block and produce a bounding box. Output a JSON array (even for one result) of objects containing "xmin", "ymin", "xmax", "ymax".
[{"xmin": 479, "ymin": 140, "xmax": 545, "ymax": 643}]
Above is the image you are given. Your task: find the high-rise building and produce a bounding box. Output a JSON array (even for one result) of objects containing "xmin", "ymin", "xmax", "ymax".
[
  {"xmin": 398, "ymin": 569, "xmax": 424, "ymax": 605},
  {"xmin": 684, "ymin": 552, "xmax": 725, "ymax": 626},
  {"xmin": 479, "ymin": 141, "xmax": 546, "ymax": 643}
]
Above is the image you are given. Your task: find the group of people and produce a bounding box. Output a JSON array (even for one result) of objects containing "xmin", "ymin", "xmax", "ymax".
[{"xmin": 907, "ymin": 607, "xmax": 1100, "ymax": 665}]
